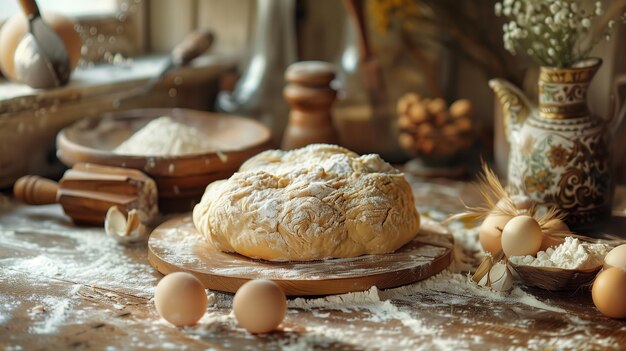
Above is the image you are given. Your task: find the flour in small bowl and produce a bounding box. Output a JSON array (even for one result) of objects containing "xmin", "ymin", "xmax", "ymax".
[
  {"xmin": 114, "ymin": 116, "xmax": 223, "ymax": 156},
  {"xmin": 509, "ymin": 236, "xmax": 610, "ymax": 270}
]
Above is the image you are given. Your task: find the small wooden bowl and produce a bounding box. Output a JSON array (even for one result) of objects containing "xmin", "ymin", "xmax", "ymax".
[
  {"xmin": 57, "ymin": 108, "xmax": 272, "ymax": 212},
  {"xmin": 509, "ymin": 262, "xmax": 601, "ymax": 291}
]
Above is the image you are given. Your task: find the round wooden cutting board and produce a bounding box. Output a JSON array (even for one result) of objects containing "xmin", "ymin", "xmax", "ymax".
[{"xmin": 148, "ymin": 215, "xmax": 454, "ymax": 296}]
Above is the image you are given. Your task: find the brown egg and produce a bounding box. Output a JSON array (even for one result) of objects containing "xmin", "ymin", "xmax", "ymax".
[
  {"xmin": 154, "ymin": 272, "xmax": 208, "ymax": 327},
  {"xmin": 539, "ymin": 218, "xmax": 569, "ymax": 251},
  {"xmin": 592, "ymin": 267, "xmax": 626, "ymax": 319},
  {"xmin": 479, "ymin": 213, "xmax": 512, "ymax": 254},
  {"xmin": 426, "ymin": 98, "xmax": 447, "ymax": 115},
  {"xmin": 0, "ymin": 12, "xmax": 81, "ymax": 82},
  {"xmin": 233, "ymin": 279, "xmax": 287, "ymax": 334},
  {"xmin": 501, "ymin": 215, "xmax": 543, "ymax": 257},
  {"xmin": 604, "ymin": 244, "xmax": 626, "ymax": 270},
  {"xmin": 449, "ymin": 99, "xmax": 473, "ymax": 118}
]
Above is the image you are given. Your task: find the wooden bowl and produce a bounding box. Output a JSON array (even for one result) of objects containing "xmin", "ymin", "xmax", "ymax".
[
  {"xmin": 509, "ymin": 262, "xmax": 601, "ymax": 291},
  {"xmin": 57, "ymin": 108, "xmax": 272, "ymax": 212}
]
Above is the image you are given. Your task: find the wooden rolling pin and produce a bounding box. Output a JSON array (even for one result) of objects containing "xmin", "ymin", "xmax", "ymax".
[{"xmin": 14, "ymin": 163, "xmax": 159, "ymax": 226}]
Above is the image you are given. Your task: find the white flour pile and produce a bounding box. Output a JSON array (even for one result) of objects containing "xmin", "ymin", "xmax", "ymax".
[
  {"xmin": 509, "ymin": 237, "xmax": 610, "ymax": 270},
  {"xmin": 114, "ymin": 116, "xmax": 218, "ymax": 156}
]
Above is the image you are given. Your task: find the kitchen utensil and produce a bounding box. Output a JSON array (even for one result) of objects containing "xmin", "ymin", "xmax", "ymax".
[
  {"xmin": 56, "ymin": 108, "xmax": 272, "ymax": 213},
  {"xmin": 13, "ymin": 163, "xmax": 158, "ymax": 225},
  {"xmin": 216, "ymin": 0, "xmax": 297, "ymax": 142},
  {"xmin": 14, "ymin": 0, "xmax": 70, "ymax": 88},
  {"xmin": 342, "ymin": 0, "xmax": 388, "ymax": 112},
  {"xmin": 116, "ymin": 29, "xmax": 214, "ymax": 103},
  {"xmin": 148, "ymin": 216, "xmax": 453, "ymax": 296}
]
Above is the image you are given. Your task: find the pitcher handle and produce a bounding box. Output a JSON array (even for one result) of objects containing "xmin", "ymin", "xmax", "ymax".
[{"xmin": 609, "ymin": 74, "xmax": 626, "ymax": 131}]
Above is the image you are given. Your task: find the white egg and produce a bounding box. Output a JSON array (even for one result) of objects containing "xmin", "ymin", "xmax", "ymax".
[
  {"xmin": 501, "ymin": 215, "xmax": 543, "ymax": 257},
  {"xmin": 154, "ymin": 272, "xmax": 208, "ymax": 327},
  {"xmin": 604, "ymin": 244, "xmax": 626, "ymax": 270},
  {"xmin": 233, "ymin": 279, "xmax": 287, "ymax": 334}
]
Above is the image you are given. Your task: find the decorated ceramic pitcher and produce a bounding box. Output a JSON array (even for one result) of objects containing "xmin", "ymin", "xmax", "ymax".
[{"xmin": 489, "ymin": 58, "xmax": 626, "ymax": 228}]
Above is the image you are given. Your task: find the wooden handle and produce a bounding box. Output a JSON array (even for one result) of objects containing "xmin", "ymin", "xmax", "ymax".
[
  {"xmin": 342, "ymin": 0, "xmax": 388, "ymax": 114},
  {"xmin": 171, "ymin": 29, "xmax": 215, "ymax": 66},
  {"xmin": 18, "ymin": 0, "xmax": 41, "ymax": 19},
  {"xmin": 14, "ymin": 175, "xmax": 59, "ymax": 205}
]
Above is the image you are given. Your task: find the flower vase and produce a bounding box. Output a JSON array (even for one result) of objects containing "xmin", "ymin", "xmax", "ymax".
[{"xmin": 491, "ymin": 58, "xmax": 618, "ymax": 228}]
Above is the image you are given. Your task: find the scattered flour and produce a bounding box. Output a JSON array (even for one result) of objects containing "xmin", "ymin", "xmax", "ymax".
[
  {"xmin": 0, "ymin": 205, "xmax": 159, "ymax": 299},
  {"xmin": 0, "ymin": 192, "xmax": 608, "ymax": 350},
  {"xmin": 509, "ymin": 237, "xmax": 610, "ymax": 270},
  {"xmin": 114, "ymin": 116, "xmax": 224, "ymax": 156},
  {"xmin": 30, "ymin": 297, "xmax": 72, "ymax": 334}
]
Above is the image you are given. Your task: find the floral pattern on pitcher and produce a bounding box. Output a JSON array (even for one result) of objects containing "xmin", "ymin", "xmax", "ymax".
[{"xmin": 508, "ymin": 123, "xmax": 611, "ymax": 227}]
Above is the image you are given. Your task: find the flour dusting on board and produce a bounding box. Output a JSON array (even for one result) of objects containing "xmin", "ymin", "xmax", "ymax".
[{"xmin": 151, "ymin": 216, "xmax": 451, "ymax": 281}]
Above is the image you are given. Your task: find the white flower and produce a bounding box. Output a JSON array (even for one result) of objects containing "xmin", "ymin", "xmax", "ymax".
[
  {"xmin": 495, "ymin": 3, "xmax": 503, "ymax": 16},
  {"xmin": 581, "ymin": 18, "xmax": 591, "ymax": 28},
  {"xmin": 549, "ymin": 3, "xmax": 560, "ymax": 15},
  {"xmin": 495, "ymin": 0, "xmax": 624, "ymax": 67},
  {"xmin": 595, "ymin": 2, "xmax": 603, "ymax": 16}
]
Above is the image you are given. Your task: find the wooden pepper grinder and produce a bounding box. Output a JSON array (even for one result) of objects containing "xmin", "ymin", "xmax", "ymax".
[
  {"xmin": 281, "ymin": 61, "xmax": 339, "ymax": 150},
  {"xmin": 14, "ymin": 163, "xmax": 159, "ymax": 226}
]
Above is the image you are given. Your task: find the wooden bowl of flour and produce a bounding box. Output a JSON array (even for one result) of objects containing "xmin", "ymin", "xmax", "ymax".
[{"xmin": 57, "ymin": 108, "xmax": 272, "ymax": 213}]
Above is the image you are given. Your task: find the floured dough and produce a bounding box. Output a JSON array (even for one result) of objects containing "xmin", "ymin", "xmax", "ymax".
[{"xmin": 192, "ymin": 144, "xmax": 420, "ymax": 261}]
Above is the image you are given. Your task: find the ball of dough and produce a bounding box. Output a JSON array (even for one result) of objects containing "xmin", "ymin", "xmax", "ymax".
[{"xmin": 193, "ymin": 144, "xmax": 421, "ymax": 261}]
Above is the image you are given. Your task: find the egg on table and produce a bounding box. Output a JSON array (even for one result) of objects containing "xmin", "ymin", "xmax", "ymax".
[
  {"xmin": 154, "ymin": 272, "xmax": 208, "ymax": 327},
  {"xmin": 501, "ymin": 215, "xmax": 543, "ymax": 257},
  {"xmin": 592, "ymin": 267, "xmax": 626, "ymax": 319},
  {"xmin": 233, "ymin": 279, "xmax": 287, "ymax": 334}
]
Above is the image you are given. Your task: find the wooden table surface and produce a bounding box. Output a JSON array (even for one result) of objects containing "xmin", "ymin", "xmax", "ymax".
[{"xmin": 1, "ymin": 177, "xmax": 625, "ymax": 350}]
